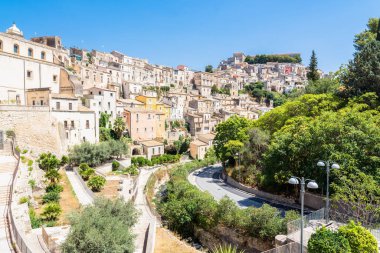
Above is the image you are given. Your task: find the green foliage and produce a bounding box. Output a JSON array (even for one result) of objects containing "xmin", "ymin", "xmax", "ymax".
[
  {"xmin": 172, "ymin": 135, "xmax": 190, "ymax": 154},
  {"xmin": 212, "ymin": 244, "xmax": 245, "ymax": 253},
  {"xmin": 123, "ymin": 165, "xmax": 139, "ymax": 176},
  {"xmin": 28, "ymin": 179, "xmax": 36, "ymax": 190},
  {"xmin": 41, "ymin": 202, "xmax": 62, "ymax": 221},
  {"xmin": 131, "ymin": 154, "xmax": 180, "ymax": 167},
  {"xmin": 19, "ymin": 196, "xmax": 29, "ymax": 204},
  {"xmin": 37, "ymin": 152, "xmax": 61, "ymax": 171},
  {"xmin": 60, "ymin": 155, "xmax": 69, "ymax": 166},
  {"xmin": 354, "ymin": 18, "xmax": 379, "ymax": 51},
  {"xmin": 5, "ymin": 129, "xmax": 15, "ymax": 138},
  {"xmin": 113, "ymin": 117, "xmax": 126, "ymax": 139},
  {"xmin": 342, "ymin": 40, "xmax": 380, "ymax": 97},
  {"xmin": 99, "ymin": 112, "xmax": 110, "ymax": 128},
  {"xmin": 99, "ymin": 127, "xmax": 113, "ymax": 141},
  {"xmin": 205, "ymin": 65, "xmax": 213, "ymax": 73},
  {"xmin": 306, "ymin": 78, "xmax": 340, "ymax": 94},
  {"xmin": 245, "ymin": 54, "xmax": 302, "ymax": 64},
  {"xmin": 338, "ymin": 221, "xmax": 378, "ymax": 253},
  {"xmin": 27, "ymin": 159, "xmax": 33, "ymax": 167},
  {"xmin": 87, "ymin": 175, "xmax": 106, "ymax": 192},
  {"xmin": 307, "ymin": 50, "xmax": 320, "ymax": 81},
  {"xmin": 42, "ymin": 191, "xmax": 61, "ymax": 203},
  {"xmin": 308, "ymin": 227, "xmax": 351, "ymax": 253},
  {"xmin": 112, "ymin": 160, "xmax": 120, "ymax": 171},
  {"xmin": 45, "ymin": 183, "xmax": 63, "ymax": 194},
  {"xmin": 29, "ymin": 207, "xmax": 42, "ymax": 228},
  {"xmin": 45, "ymin": 168, "xmax": 61, "ymax": 184},
  {"xmin": 79, "ymin": 163, "xmax": 95, "ymax": 181},
  {"xmin": 69, "ymin": 140, "xmax": 129, "ymax": 166},
  {"xmin": 61, "ymin": 197, "xmax": 139, "ymax": 253},
  {"xmin": 214, "ymin": 115, "xmax": 253, "ymax": 164},
  {"xmin": 22, "ymin": 149, "xmax": 28, "ymax": 154}
]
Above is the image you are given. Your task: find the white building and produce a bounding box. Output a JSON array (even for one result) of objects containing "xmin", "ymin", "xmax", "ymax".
[
  {"xmin": 0, "ymin": 23, "xmax": 62, "ymax": 105},
  {"xmin": 83, "ymin": 87, "xmax": 117, "ymax": 125}
]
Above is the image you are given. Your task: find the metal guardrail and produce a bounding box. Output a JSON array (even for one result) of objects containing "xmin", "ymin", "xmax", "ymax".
[
  {"xmin": 287, "ymin": 208, "xmax": 325, "ymax": 235},
  {"xmin": 262, "ymin": 242, "xmax": 307, "ymax": 253},
  {"xmin": 7, "ymin": 137, "xmax": 34, "ymax": 253}
]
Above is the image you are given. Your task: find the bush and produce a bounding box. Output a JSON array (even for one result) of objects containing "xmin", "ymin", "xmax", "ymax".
[
  {"xmin": 37, "ymin": 152, "xmax": 61, "ymax": 171},
  {"xmin": 87, "ymin": 175, "xmax": 106, "ymax": 192},
  {"xmin": 28, "ymin": 166, "xmax": 33, "ymax": 172},
  {"xmin": 22, "ymin": 149, "xmax": 28, "ymax": 154},
  {"xmin": 29, "ymin": 207, "xmax": 42, "ymax": 228},
  {"xmin": 79, "ymin": 164, "xmax": 95, "ymax": 181},
  {"xmin": 20, "ymin": 156, "xmax": 27, "ymax": 163},
  {"xmin": 5, "ymin": 130, "xmax": 15, "ymax": 139},
  {"xmin": 123, "ymin": 165, "xmax": 139, "ymax": 176},
  {"xmin": 338, "ymin": 221, "xmax": 378, "ymax": 253},
  {"xmin": 212, "ymin": 244, "xmax": 245, "ymax": 253},
  {"xmin": 45, "ymin": 184, "xmax": 63, "ymax": 193},
  {"xmin": 27, "ymin": 160, "xmax": 33, "ymax": 166},
  {"xmin": 112, "ymin": 160, "xmax": 120, "ymax": 171},
  {"xmin": 60, "ymin": 155, "xmax": 69, "ymax": 166},
  {"xmin": 41, "ymin": 202, "xmax": 62, "ymax": 221},
  {"xmin": 61, "ymin": 197, "xmax": 138, "ymax": 253},
  {"xmin": 42, "ymin": 191, "xmax": 61, "ymax": 203},
  {"xmin": 28, "ymin": 179, "xmax": 36, "ymax": 190},
  {"xmin": 308, "ymin": 227, "xmax": 351, "ymax": 253},
  {"xmin": 18, "ymin": 196, "xmax": 29, "ymax": 204}
]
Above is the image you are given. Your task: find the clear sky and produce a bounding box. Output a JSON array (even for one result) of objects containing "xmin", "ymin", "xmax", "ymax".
[{"xmin": 1, "ymin": 0, "xmax": 379, "ymax": 72}]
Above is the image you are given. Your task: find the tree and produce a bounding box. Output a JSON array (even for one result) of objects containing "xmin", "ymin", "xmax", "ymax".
[
  {"xmin": 308, "ymin": 227, "xmax": 351, "ymax": 253},
  {"xmin": 99, "ymin": 112, "xmax": 110, "ymax": 128},
  {"xmin": 87, "ymin": 175, "xmax": 106, "ymax": 192},
  {"xmin": 214, "ymin": 116, "xmax": 253, "ymax": 164},
  {"xmin": 45, "ymin": 168, "xmax": 62, "ymax": 184},
  {"xmin": 305, "ymin": 78, "xmax": 340, "ymax": 94},
  {"xmin": 61, "ymin": 197, "xmax": 139, "ymax": 253},
  {"xmin": 113, "ymin": 117, "xmax": 126, "ymax": 139},
  {"xmin": 307, "ymin": 50, "xmax": 320, "ymax": 81},
  {"xmin": 41, "ymin": 202, "xmax": 62, "ymax": 221},
  {"xmin": 342, "ymin": 40, "xmax": 380, "ymax": 97},
  {"xmin": 38, "ymin": 153, "xmax": 61, "ymax": 171},
  {"xmin": 205, "ymin": 65, "xmax": 213, "ymax": 73},
  {"xmin": 354, "ymin": 18, "xmax": 379, "ymax": 50},
  {"xmin": 338, "ymin": 221, "xmax": 378, "ymax": 253}
]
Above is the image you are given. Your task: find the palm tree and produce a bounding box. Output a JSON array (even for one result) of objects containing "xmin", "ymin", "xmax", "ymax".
[
  {"xmin": 212, "ymin": 245, "xmax": 244, "ymax": 253},
  {"xmin": 113, "ymin": 117, "xmax": 126, "ymax": 139}
]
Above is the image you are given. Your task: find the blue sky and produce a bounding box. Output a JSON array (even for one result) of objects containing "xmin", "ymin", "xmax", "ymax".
[{"xmin": 1, "ymin": 0, "xmax": 379, "ymax": 72}]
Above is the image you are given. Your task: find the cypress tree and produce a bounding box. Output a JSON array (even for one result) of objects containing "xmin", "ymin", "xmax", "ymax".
[
  {"xmin": 376, "ymin": 18, "xmax": 380, "ymax": 41},
  {"xmin": 307, "ymin": 50, "xmax": 320, "ymax": 81}
]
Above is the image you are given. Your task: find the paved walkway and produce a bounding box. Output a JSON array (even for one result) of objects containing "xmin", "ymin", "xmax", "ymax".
[
  {"xmin": 133, "ymin": 167, "xmax": 159, "ymax": 253},
  {"xmin": 66, "ymin": 171, "xmax": 93, "ymax": 206},
  {"xmin": 0, "ymin": 153, "xmax": 17, "ymax": 252}
]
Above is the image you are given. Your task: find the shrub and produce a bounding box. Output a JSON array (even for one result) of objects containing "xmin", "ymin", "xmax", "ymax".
[
  {"xmin": 37, "ymin": 152, "xmax": 60, "ymax": 171},
  {"xmin": 212, "ymin": 244, "xmax": 245, "ymax": 253},
  {"xmin": 18, "ymin": 196, "xmax": 29, "ymax": 204},
  {"xmin": 338, "ymin": 221, "xmax": 378, "ymax": 253},
  {"xmin": 308, "ymin": 227, "xmax": 351, "ymax": 253},
  {"xmin": 87, "ymin": 175, "xmax": 106, "ymax": 192},
  {"xmin": 60, "ymin": 155, "xmax": 69, "ymax": 166},
  {"xmin": 29, "ymin": 207, "xmax": 42, "ymax": 228},
  {"xmin": 79, "ymin": 162, "xmax": 91, "ymax": 171},
  {"xmin": 41, "ymin": 202, "xmax": 62, "ymax": 221},
  {"xmin": 28, "ymin": 179, "xmax": 36, "ymax": 190},
  {"xmin": 5, "ymin": 130, "xmax": 15, "ymax": 139},
  {"xmin": 27, "ymin": 160, "xmax": 33, "ymax": 166},
  {"xmin": 45, "ymin": 184, "xmax": 63, "ymax": 193},
  {"xmin": 28, "ymin": 166, "xmax": 33, "ymax": 172},
  {"xmin": 123, "ymin": 165, "xmax": 139, "ymax": 176},
  {"xmin": 61, "ymin": 197, "xmax": 138, "ymax": 253},
  {"xmin": 20, "ymin": 156, "xmax": 27, "ymax": 163},
  {"xmin": 15, "ymin": 146, "xmax": 21, "ymax": 153},
  {"xmin": 22, "ymin": 149, "xmax": 28, "ymax": 154},
  {"xmin": 42, "ymin": 191, "xmax": 61, "ymax": 203},
  {"xmin": 112, "ymin": 160, "xmax": 120, "ymax": 171},
  {"xmin": 80, "ymin": 167, "xmax": 95, "ymax": 181}
]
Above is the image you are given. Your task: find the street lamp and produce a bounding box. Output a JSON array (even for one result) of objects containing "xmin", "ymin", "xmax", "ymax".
[
  {"xmin": 288, "ymin": 176, "xmax": 318, "ymax": 253},
  {"xmin": 317, "ymin": 161, "xmax": 340, "ymax": 223}
]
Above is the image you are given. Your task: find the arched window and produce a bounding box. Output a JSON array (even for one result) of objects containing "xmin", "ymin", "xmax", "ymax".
[
  {"xmin": 28, "ymin": 48, "xmax": 33, "ymax": 57},
  {"xmin": 41, "ymin": 51, "xmax": 46, "ymax": 60},
  {"xmin": 13, "ymin": 44, "xmax": 19, "ymax": 54},
  {"xmin": 0, "ymin": 40, "xmax": 3, "ymax": 51}
]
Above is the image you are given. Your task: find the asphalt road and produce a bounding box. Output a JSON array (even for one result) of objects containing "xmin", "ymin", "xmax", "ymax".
[{"xmin": 191, "ymin": 165, "xmax": 306, "ymax": 215}]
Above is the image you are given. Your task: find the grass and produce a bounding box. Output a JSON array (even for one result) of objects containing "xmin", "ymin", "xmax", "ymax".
[
  {"xmin": 155, "ymin": 227, "xmax": 200, "ymax": 253},
  {"xmin": 57, "ymin": 170, "xmax": 81, "ymax": 225}
]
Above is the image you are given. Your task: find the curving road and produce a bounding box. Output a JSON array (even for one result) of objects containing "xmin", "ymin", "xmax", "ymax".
[{"xmin": 189, "ymin": 165, "xmax": 307, "ymax": 215}]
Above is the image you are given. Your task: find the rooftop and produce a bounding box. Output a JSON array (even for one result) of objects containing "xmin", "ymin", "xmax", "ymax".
[
  {"xmin": 191, "ymin": 140, "xmax": 208, "ymax": 146},
  {"xmin": 140, "ymin": 140, "xmax": 164, "ymax": 147}
]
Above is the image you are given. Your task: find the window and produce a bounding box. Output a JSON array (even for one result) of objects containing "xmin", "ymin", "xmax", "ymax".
[
  {"xmin": 136, "ymin": 114, "xmax": 139, "ymax": 122},
  {"xmin": 110, "ymin": 93, "xmax": 113, "ymax": 97},
  {"xmin": 64, "ymin": 120, "xmax": 68, "ymax": 128},
  {"xmin": 0, "ymin": 40, "xmax": 2, "ymax": 51},
  {"xmin": 27, "ymin": 70, "xmax": 32, "ymax": 78},
  {"xmin": 145, "ymin": 128, "xmax": 147, "ymax": 132},
  {"xmin": 32, "ymin": 100, "xmax": 35, "ymax": 105},
  {"xmin": 108, "ymin": 102, "xmax": 110, "ymax": 109},
  {"xmin": 53, "ymin": 75, "xmax": 57, "ymax": 82},
  {"xmin": 83, "ymin": 137, "xmax": 86, "ymax": 142},
  {"xmin": 56, "ymin": 102, "xmax": 60, "ymax": 110},
  {"xmin": 86, "ymin": 120, "xmax": 90, "ymax": 129},
  {"xmin": 66, "ymin": 132, "xmax": 69, "ymax": 139},
  {"xmin": 40, "ymin": 100, "xmax": 43, "ymax": 105},
  {"xmin": 98, "ymin": 91, "xmax": 101, "ymax": 95},
  {"xmin": 148, "ymin": 114, "xmax": 151, "ymax": 119},
  {"xmin": 41, "ymin": 51, "xmax": 46, "ymax": 60},
  {"xmin": 69, "ymin": 103, "xmax": 72, "ymax": 110},
  {"xmin": 152, "ymin": 148, "xmax": 155, "ymax": 155},
  {"xmin": 71, "ymin": 120, "xmax": 74, "ymax": 128},
  {"xmin": 13, "ymin": 44, "xmax": 19, "ymax": 54},
  {"xmin": 28, "ymin": 48, "xmax": 33, "ymax": 57}
]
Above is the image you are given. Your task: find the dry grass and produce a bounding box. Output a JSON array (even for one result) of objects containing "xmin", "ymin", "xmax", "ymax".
[
  {"xmin": 57, "ymin": 169, "xmax": 81, "ymax": 225},
  {"xmin": 95, "ymin": 180, "xmax": 120, "ymax": 199},
  {"xmin": 154, "ymin": 227, "xmax": 201, "ymax": 253}
]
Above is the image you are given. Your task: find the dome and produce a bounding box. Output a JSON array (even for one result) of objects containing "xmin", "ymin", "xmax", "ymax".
[{"xmin": 6, "ymin": 23, "xmax": 23, "ymax": 37}]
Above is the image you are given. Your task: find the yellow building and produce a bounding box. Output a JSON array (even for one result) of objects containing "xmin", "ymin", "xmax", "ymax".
[{"xmin": 135, "ymin": 94, "xmax": 158, "ymax": 110}]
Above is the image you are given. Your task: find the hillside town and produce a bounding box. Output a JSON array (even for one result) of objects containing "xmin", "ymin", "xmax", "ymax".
[{"xmin": 0, "ymin": 23, "xmax": 311, "ymax": 159}]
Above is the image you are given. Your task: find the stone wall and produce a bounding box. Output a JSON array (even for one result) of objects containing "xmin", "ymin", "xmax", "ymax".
[
  {"xmin": 194, "ymin": 225, "xmax": 272, "ymax": 253},
  {"xmin": 0, "ymin": 105, "xmax": 64, "ymax": 156}
]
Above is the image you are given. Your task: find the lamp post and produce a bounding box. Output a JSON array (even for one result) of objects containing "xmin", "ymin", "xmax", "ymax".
[
  {"xmin": 289, "ymin": 176, "xmax": 318, "ymax": 253},
  {"xmin": 317, "ymin": 161, "xmax": 340, "ymax": 223}
]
